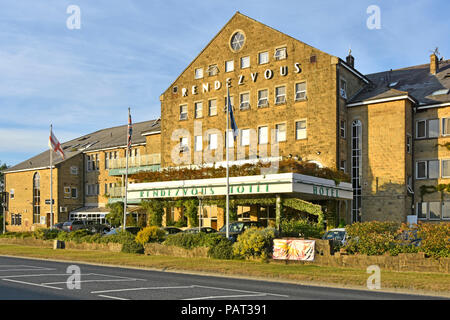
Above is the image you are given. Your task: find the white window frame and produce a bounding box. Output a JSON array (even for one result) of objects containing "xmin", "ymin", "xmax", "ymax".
[
  {"xmin": 64, "ymin": 187, "xmax": 71, "ymax": 199},
  {"xmin": 207, "ymin": 64, "xmax": 219, "ymax": 77},
  {"xmin": 194, "ymin": 68, "xmax": 203, "ymax": 79},
  {"xmin": 257, "ymin": 89, "xmax": 269, "ymax": 108},
  {"xmin": 274, "ymin": 47, "xmax": 287, "ymax": 60},
  {"xmin": 194, "ymin": 135, "xmax": 203, "ymax": 152},
  {"xmin": 442, "ymin": 159, "xmax": 450, "ymax": 178},
  {"xmin": 194, "ymin": 101, "xmax": 203, "ymax": 119},
  {"xmin": 226, "ymin": 130, "xmax": 234, "ymax": 148},
  {"xmin": 340, "ymin": 120, "xmax": 346, "ymax": 139},
  {"xmin": 258, "ymin": 51, "xmax": 269, "ymax": 64},
  {"xmin": 239, "ymin": 92, "xmax": 250, "ymax": 110},
  {"xmin": 208, "ymin": 133, "xmax": 218, "ymax": 150},
  {"xmin": 428, "ymin": 118, "xmax": 439, "ymax": 138},
  {"xmin": 275, "ymin": 85, "xmax": 286, "ymax": 105},
  {"xmin": 179, "ymin": 104, "xmax": 188, "ymax": 120},
  {"xmin": 70, "ymin": 166, "xmax": 78, "ymax": 175},
  {"xmin": 71, "ymin": 187, "xmax": 78, "ymax": 199},
  {"xmin": 10, "ymin": 189, "xmax": 15, "ymax": 199},
  {"xmin": 442, "ymin": 118, "xmax": 450, "ymax": 136},
  {"xmin": 340, "ymin": 78, "xmax": 347, "ymax": 99},
  {"xmin": 416, "ymin": 159, "xmax": 439, "ymax": 179},
  {"xmin": 295, "ymin": 120, "xmax": 307, "ymax": 140},
  {"xmin": 240, "ymin": 56, "xmax": 250, "ymax": 69},
  {"xmin": 442, "ymin": 202, "xmax": 450, "ymax": 220},
  {"xmin": 275, "ymin": 123, "xmax": 287, "ymax": 142},
  {"xmin": 258, "ymin": 126, "xmax": 268, "ymax": 145},
  {"xmin": 416, "ymin": 120, "xmax": 427, "ymax": 139},
  {"xmin": 429, "ymin": 201, "xmax": 441, "ymax": 220},
  {"xmin": 416, "ymin": 202, "xmax": 428, "ymax": 220},
  {"xmin": 340, "ymin": 160, "xmax": 347, "ymax": 173},
  {"xmin": 208, "ymin": 99, "xmax": 217, "ymax": 116},
  {"xmin": 241, "ymin": 129, "xmax": 250, "ymax": 146},
  {"xmin": 225, "ymin": 60, "xmax": 234, "ymax": 73},
  {"xmin": 295, "ymin": 82, "xmax": 307, "ymax": 101}
]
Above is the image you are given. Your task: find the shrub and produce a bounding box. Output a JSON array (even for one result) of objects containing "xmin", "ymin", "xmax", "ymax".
[
  {"xmin": 121, "ymin": 241, "xmax": 144, "ymax": 254},
  {"xmin": 280, "ymin": 219, "xmax": 324, "ymax": 238},
  {"xmin": 208, "ymin": 240, "xmax": 234, "ymax": 260},
  {"xmin": 416, "ymin": 222, "xmax": 450, "ymax": 258},
  {"xmin": 33, "ymin": 228, "xmax": 60, "ymax": 240},
  {"xmin": 135, "ymin": 226, "xmax": 165, "ymax": 245},
  {"xmin": 233, "ymin": 228, "xmax": 275, "ymax": 260},
  {"xmin": 164, "ymin": 232, "xmax": 225, "ymax": 250},
  {"xmin": 98, "ymin": 231, "xmax": 136, "ymax": 244}
]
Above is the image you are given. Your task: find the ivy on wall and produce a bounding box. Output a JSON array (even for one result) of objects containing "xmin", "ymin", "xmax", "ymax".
[{"xmin": 420, "ymin": 184, "xmax": 450, "ymax": 201}]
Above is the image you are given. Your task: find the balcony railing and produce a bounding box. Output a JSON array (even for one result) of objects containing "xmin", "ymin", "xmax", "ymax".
[{"xmin": 108, "ymin": 154, "xmax": 161, "ymax": 169}]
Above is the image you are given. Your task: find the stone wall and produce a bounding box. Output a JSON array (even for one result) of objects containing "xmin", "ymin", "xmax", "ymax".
[
  {"xmin": 144, "ymin": 243, "xmax": 209, "ymax": 258},
  {"xmin": 0, "ymin": 238, "xmax": 122, "ymax": 252}
]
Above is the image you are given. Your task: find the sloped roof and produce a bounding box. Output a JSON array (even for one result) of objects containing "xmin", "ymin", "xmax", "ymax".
[
  {"xmin": 350, "ymin": 59, "xmax": 450, "ymax": 106},
  {"xmin": 4, "ymin": 119, "xmax": 160, "ymax": 173}
]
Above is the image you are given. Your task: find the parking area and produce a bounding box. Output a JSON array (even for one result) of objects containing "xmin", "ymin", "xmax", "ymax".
[{"xmin": 0, "ymin": 257, "xmax": 289, "ymax": 300}]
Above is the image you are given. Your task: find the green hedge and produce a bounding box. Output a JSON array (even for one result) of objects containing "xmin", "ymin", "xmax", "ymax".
[
  {"xmin": 280, "ymin": 219, "xmax": 324, "ymax": 238},
  {"xmin": 233, "ymin": 228, "xmax": 275, "ymax": 260}
]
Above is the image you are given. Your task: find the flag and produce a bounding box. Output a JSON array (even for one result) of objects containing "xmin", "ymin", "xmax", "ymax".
[
  {"xmin": 127, "ymin": 108, "xmax": 132, "ymax": 150},
  {"xmin": 49, "ymin": 128, "xmax": 65, "ymax": 159},
  {"xmin": 227, "ymin": 87, "xmax": 238, "ymax": 141}
]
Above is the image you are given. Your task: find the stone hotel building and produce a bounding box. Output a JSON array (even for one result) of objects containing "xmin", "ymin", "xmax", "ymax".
[{"xmin": 2, "ymin": 12, "xmax": 450, "ymax": 232}]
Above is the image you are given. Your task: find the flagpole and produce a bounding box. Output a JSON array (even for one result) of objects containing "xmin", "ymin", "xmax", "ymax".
[
  {"xmin": 50, "ymin": 124, "xmax": 53, "ymax": 228},
  {"xmin": 226, "ymin": 86, "xmax": 230, "ymax": 240},
  {"xmin": 123, "ymin": 108, "xmax": 130, "ymax": 230}
]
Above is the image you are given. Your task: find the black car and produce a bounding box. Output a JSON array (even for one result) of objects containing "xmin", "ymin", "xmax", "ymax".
[
  {"xmin": 104, "ymin": 226, "xmax": 141, "ymax": 236},
  {"xmin": 217, "ymin": 221, "xmax": 261, "ymax": 242},
  {"xmin": 183, "ymin": 227, "xmax": 217, "ymax": 234},
  {"xmin": 163, "ymin": 227, "xmax": 183, "ymax": 235}
]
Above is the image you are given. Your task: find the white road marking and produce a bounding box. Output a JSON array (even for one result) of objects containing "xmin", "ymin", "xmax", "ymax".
[
  {"xmin": 193, "ymin": 285, "xmax": 289, "ymax": 298},
  {"xmin": 91, "ymin": 285, "xmax": 195, "ymax": 294},
  {"xmin": 89, "ymin": 273, "xmax": 146, "ymax": 281},
  {"xmin": 42, "ymin": 279, "xmax": 144, "ymax": 285},
  {"xmin": 184, "ymin": 293, "xmax": 269, "ymax": 300},
  {"xmin": 2, "ymin": 278, "xmax": 63, "ymax": 290},
  {"xmin": 98, "ymin": 294, "xmax": 131, "ymax": 300},
  {"xmin": 0, "ymin": 268, "xmax": 55, "ymax": 272},
  {"xmin": 0, "ymin": 273, "xmax": 91, "ymax": 279}
]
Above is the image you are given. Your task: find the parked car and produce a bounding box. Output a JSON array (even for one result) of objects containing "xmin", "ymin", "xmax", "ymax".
[
  {"xmin": 62, "ymin": 220, "xmax": 90, "ymax": 232},
  {"xmin": 163, "ymin": 227, "xmax": 183, "ymax": 235},
  {"xmin": 50, "ymin": 222, "xmax": 65, "ymax": 231},
  {"xmin": 217, "ymin": 221, "xmax": 261, "ymax": 242},
  {"xmin": 183, "ymin": 227, "xmax": 217, "ymax": 234},
  {"xmin": 103, "ymin": 226, "xmax": 141, "ymax": 236},
  {"xmin": 322, "ymin": 228, "xmax": 347, "ymax": 246}
]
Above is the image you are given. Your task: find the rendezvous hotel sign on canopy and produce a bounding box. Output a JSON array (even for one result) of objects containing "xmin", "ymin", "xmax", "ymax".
[{"xmin": 126, "ymin": 173, "xmax": 353, "ymax": 203}]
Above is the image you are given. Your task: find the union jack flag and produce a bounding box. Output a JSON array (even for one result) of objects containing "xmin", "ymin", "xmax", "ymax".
[{"xmin": 127, "ymin": 108, "xmax": 132, "ymax": 150}]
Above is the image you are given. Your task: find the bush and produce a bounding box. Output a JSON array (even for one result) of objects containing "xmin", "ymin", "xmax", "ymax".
[
  {"xmin": 208, "ymin": 240, "xmax": 234, "ymax": 260},
  {"xmin": 280, "ymin": 219, "xmax": 324, "ymax": 238},
  {"xmin": 135, "ymin": 226, "xmax": 165, "ymax": 245},
  {"xmin": 164, "ymin": 232, "xmax": 226, "ymax": 250},
  {"xmin": 416, "ymin": 222, "xmax": 450, "ymax": 258},
  {"xmin": 33, "ymin": 228, "xmax": 60, "ymax": 240},
  {"xmin": 121, "ymin": 241, "xmax": 144, "ymax": 254},
  {"xmin": 233, "ymin": 228, "xmax": 275, "ymax": 260}
]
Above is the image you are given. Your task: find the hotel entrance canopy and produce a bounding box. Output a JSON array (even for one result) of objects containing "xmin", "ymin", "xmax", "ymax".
[{"xmin": 126, "ymin": 173, "xmax": 352, "ymax": 204}]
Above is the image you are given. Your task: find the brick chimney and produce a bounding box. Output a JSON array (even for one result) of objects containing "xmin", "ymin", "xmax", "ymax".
[
  {"xmin": 430, "ymin": 53, "xmax": 439, "ymax": 75},
  {"xmin": 346, "ymin": 49, "xmax": 355, "ymax": 68}
]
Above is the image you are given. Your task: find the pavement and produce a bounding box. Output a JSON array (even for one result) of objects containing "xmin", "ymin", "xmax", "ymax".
[{"xmin": 0, "ymin": 255, "xmax": 447, "ymax": 301}]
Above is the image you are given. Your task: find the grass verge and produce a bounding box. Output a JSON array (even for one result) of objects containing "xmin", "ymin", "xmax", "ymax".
[{"xmin": 0, "ymin": 244, "xmax": 449, "ymax": 296}]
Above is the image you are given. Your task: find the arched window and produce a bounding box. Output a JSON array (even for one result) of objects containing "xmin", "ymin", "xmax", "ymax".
[
  {"xmin": 33, "ymin": 172, "xmax": 40, "ymax": 224},
  {"xmin": 351, "ymin": 120, "xmax": 362, "ymax": 223}
]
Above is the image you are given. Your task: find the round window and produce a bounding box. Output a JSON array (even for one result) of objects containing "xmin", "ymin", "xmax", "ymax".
[{"xmin": 230, "ymin": 32, "xmax": 245, "ymax": 51}]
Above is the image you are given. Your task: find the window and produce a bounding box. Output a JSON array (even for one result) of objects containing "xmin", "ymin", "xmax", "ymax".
[
  {"xmin": 208, "ymin": 133, "xmax": 218, "ymax": 150},
  {"xmin": 226, "ymin": 130, "xmax": 234, "ymax": 148},
  {"xmin": 207, "ymin": 64, "xmax": 219, "ymax": 76},
  {"xmin": 259, "ymin": 51, "xmax": 269, "ymax": 64},
  {"xmin": 105, "ymin": 151, "xmax": 117, "ymax": 169},
  {"xmin": 275, "ymin": 123, "xmax": 286, "ymax": 142},
  {"xmin": 443, "ymin": 118, "xmax": 450, "ymax": 136},
  {"xmin": 194, "ymin": 136, "xmax": 203, "ymax": 152},
  {"xmin": 257, "ymin": 89, "xmax": 269, "ymax": 108},
  {"xmin": 429, "ymin": 202, "xmax": 441, "ymax": 220},
  {"xmin": 194, "ymin": 102, "xmax": 203, "ymax": 118},
  {"xmin": 274, "ymin": 47, "xmax": 287, "ymax": 60},
  {"xmin": 180, "ymin": 137, "xmax": 188, "ymax": 152},
  {"xmin": 258, "ymin": 126, "xmax": 268, "ymax": 145},
  {"xmin": 64, "ymin": 187, "xmax": 71, "ymax": 199},
  {"xmin": 70, "ymin": 166, "xmax": 78, "ymax": 175},
  {"xmin": 71, "ymin": 188, "xmax": 78, "ymax": 199},
  {"xmin": 241, "ymin": 129, "xmax": 250, "ymax": 146},
  {"xmin": 86, "ymin": 184, "xmax": 99, "ymax": 196},
  {"xmin": 11, "ymin": 214, "xmax": 22, "ymax": 226},
  {"xmin": 275, "ymin": 86, "xmax": 286, "ymax": 104},
  {"xmin": 340, "ymin": 79, "xmax": 347, "ymax": 99},
  {"xmin": 33, "ymin": 172, "xmax": 40, "ymax": 224},
  {"xmin": 239, "ymin": 93, "xmax": 250, "ymax": 110},
  {"xmin": 194, "ymin": 68, "xmax": 203, "ymax": 79},
  {"xmin": 224, "ymin": 96, "xmax": 235, "ymax": 111},
  {"xmin": 230, "ymin": 32, "xmax": 245, "ymax": 51},
  {"xmin": 225, "ymin": 60, "xmax": 234, "ymax": 72},
  {"xmin": 406, "ymin": 134, "xmax": 412, "ymax": 153},
  {"xmin": 295, "ymin": 120, "xmax": 307, "ymax": 140},
  {"xmin": 417, "ymin": 202, "xmax": 427, "ymax": 219},
  {"xmin": 416, "ymin": 160, "xmax": 439, "ymax": 179},
  {"xmin": 352, "ymin": 120, "xmax": 362, "ymax": 223},
  {"xmin": 208, "ymin": 99, "xmax": 217, "ymax": 116},
  {"xmin": 10, "ymin": 189, "xmax": 14, "ymax": 200},
  {"xmin": 240, "ymin": 56, "xmax": 250, "ymax": 69},
  {"xmin": 340, "ymin": 120, "xmax": 346, "ymax": 139},
  {"xmin": 340, "ymin": 160, "xmax": 347, "ymax": 173},
  {"xmin": 416, "ymin": 119, "xmax": 439, "ymax": 138},
  {"xmin": 179, "ymin": 104, "xmax": 188, "ymax": 120},
  {"xmin": 442, "ymin": 160, "xmax": 450, "ymax": 178},
  {"xmin": 442, "ymin": 202, "xmax": 450, "ymax": 220},
  {"xmin": 295, "ymin": 82, "xmax": 306, "ymax": 101}
]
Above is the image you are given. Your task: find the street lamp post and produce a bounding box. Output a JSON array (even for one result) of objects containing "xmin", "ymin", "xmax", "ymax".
[{"xmin": 197, "ymin": 192, "xmax": 203, "ymax": 232}]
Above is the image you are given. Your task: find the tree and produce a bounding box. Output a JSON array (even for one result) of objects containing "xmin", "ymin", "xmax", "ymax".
[
  {"xmin": 106, "ymin": 201, "xmax": 124, "ymax": 227},
  {"xmin": 0, "ymin": 161, "xmax": 8, "ymax": 233}
]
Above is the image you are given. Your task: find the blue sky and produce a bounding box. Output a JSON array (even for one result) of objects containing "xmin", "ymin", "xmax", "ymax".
[{"xmin": 0, "ymin": 0, "xmax": 449, "ymax": 166}]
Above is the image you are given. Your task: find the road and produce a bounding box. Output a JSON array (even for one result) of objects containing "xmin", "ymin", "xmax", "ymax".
[{"xmin": 0, "ymin": 255, "xmax": 445, "ymax": 300}]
